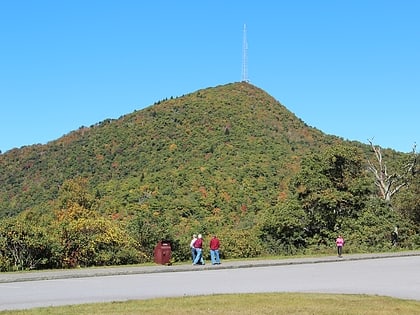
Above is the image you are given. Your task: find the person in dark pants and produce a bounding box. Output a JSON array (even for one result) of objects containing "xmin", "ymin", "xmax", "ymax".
[
  {"xmin": 336, "ymin": 235, "xmax": 344, "ymax": 257},
  {"xmin": 391, "ymin": 226, "xmax": 399, "ymax": 246},
  {"xmin": 190, "ymin": 234, "xmax": 197, "ymax": 262},
  {"xmin": 209, "ymin": 235, "xmax": 221, "ymax": 265}
]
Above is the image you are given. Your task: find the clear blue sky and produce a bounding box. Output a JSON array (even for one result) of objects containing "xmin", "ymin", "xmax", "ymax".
[{"xmin": 1, "ymin": 1, "xmax": 418, "ymax": 153}]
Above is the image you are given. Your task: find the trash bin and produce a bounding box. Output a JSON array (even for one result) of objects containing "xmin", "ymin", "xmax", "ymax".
[{"xmin": 154, "ymin": 241, "xmax": 172, "ymax": 265}]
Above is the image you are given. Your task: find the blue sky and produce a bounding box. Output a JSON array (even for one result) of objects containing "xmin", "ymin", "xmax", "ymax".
[{"xmin": 0, "ymin": 1, "xmax": 418, "ymax": 153}]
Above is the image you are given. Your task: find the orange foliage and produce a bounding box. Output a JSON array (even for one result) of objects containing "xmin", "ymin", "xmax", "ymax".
[
  {"xmin": 199, "ymin": 186, "xmax": 207, "ymax": 198},
  {"xmin": 221, "ymin": 191, "xmax": 231, "ymax": 202}
]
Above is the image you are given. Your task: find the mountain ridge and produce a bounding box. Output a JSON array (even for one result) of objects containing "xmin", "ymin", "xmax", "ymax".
[{"xmin": 0, "ymin": 82, "xmax": 359, "ymax": 218}]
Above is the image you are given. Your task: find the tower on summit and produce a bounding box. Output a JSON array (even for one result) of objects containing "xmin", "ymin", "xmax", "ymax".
[{"xmin": 241, "ymin": 24, "xmax": 249, "ymax": 82}]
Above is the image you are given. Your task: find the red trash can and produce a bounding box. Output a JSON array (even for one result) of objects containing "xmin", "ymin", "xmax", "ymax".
[{"xmin": 154, "ymin": 241, "xmax": 172, "ymax": 265}]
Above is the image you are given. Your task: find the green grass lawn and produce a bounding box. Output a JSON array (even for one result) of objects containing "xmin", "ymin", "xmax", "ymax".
[{"xmin": 2, "ymin": 293, "xmax": 420, "ymax": 315}]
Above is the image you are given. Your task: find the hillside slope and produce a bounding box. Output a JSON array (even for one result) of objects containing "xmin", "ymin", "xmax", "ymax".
[{"xmin": 0, "ymin": 82, "xmax": 346, "ymax": 218}]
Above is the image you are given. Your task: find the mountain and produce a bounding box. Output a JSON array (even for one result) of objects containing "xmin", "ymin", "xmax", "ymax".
[
  {"xmin": 0, "ymin": 82, "xmax": 347, "ymax": 218},
  {"xmin": 1, "ymin": 81, "xmax": 418, "ymax": 269}
]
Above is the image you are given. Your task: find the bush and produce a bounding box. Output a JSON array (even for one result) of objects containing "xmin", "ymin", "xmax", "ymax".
[{"xmin": 217, "ymin": 228, "xmax": 263, "ymax": 259}]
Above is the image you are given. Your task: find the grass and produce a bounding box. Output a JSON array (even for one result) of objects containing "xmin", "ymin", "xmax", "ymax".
[{"xmin": 2, "ymin": 293, "xmax": 420, "ymax": 315}]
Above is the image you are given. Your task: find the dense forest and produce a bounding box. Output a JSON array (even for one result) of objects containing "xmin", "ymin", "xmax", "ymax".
[{"xmin": 0, "ymin": 82, "xmax": 418, "ymax": 271}]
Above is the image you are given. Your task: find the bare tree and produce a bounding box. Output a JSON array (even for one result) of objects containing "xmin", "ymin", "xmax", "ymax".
[{"xmin": 367, "ymin": 140, "xmax": 417, "ymax": 203}]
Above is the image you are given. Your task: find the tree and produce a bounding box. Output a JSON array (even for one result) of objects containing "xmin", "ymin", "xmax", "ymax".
[
  {"xmin": 0, "ymin": 216, "xmax": 59, "ymax": 270},
  {"xmin": 367, "ymin": 140, "xmax": 418, "ymax": 203},
  {"xmin": 128, "ymin": 204, "xmax": 174, "ymax": 259},
  {"xmin": 57, "ymin": 177, "xmax": 96, "ymax": 210},
  {"xmin": 55, "ymin": 178, "xmax": 143, "ymax": 267},
  {"xmin": 259, "ymin": 198, "xmax": 308, "ymax": 255},
  {"xmin": 291, "ymin": 144, "xmax": 371, "ymax": 237},
  {"xmin": 393, "ymin": 162, "xmax": 420, "ymax": 224},
  {"xmin": 56, "ymin": 203, "xmax": 142, "ymax": 267}
]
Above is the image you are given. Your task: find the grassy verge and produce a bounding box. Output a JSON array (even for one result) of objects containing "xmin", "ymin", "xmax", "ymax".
[{"xmin": 2, "ymin": 293, "xmax": 420, "ymax": 315}]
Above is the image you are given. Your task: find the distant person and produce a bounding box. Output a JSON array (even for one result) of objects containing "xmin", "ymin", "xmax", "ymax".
[
  {"xmin": 391, "ymin": 226, "xmax": 399, "ymax": 246},
  {"xmin": 190, "ymin": 234, "xmax": 197, "ymax": 262},
  {"xmin": 209, "ymin": 235, "xmax": 221, "ymax": 265},
  {"xmin": 193, "ymin": 234, "xmax": 205, "ymax": 265},
  {"xmin": 336, "ymin": 235, "xmax": 344, "ymax": 258}
]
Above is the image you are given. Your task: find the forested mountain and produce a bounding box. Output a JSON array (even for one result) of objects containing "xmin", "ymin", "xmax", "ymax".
[
  {"xmin": 0, "ymin": 82, "xmax": 338, "ymax": 217},
  {"xmin": 0, "ymin": 82, "xmax": 418, "ymax": 270}
]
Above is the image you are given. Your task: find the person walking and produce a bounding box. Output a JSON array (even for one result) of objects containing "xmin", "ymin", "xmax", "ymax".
[
  {"xmin": 336, "ymin": 235, "xmax": 344, "ymax": 258},
  {"xmin": 209, "ymin": 234, "xmax": 221, "ymax": 265},
  {"xmin": 391, "ymin": 226, "xmax": 399, "ymax": 246},
  {"xmin": 193, "ymin": 234, "xmax": 205, "ymax": 265},
  {"xmin": 190, "ymin": 234, "xmax": 197, "ymax": 262}
]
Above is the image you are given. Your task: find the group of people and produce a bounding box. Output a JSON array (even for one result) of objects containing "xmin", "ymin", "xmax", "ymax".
[
  {"xmin": 335, "ymin": 226, "xmax": 399, "ymax": 258},
  {"xmin": 190, "ymin": 234, "xmax": 221, "ymax": 265},
  {"xmin": 188, "ymin": 231, "xmax": 395, "ymax": 264},
  {"xmin": 190, "ymin": 233, "xmax": 343, "ymax": 264}
]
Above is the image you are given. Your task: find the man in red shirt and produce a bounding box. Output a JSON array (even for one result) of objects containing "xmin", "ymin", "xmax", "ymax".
[
  {"xmin": 192, "ymin": 234, "xmax": 205, "ymax": 265},
  {"xmin": 209, "ymin": 235, "xmax": 221, "ymax": 265}
]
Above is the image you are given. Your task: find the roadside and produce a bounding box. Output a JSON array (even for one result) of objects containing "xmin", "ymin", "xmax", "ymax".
[{"xmin": 1, "ymin": 250, "xmax": 419, "ymax": 283}]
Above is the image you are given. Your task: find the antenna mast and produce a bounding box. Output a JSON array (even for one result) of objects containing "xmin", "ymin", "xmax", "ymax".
[{"xmin": 241, "ymin": 24, "xmax": 249, "ymax": 82}]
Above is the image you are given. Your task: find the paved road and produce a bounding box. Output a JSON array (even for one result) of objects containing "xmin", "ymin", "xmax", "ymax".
[{"xmin": 1, "ymin": 252, "xmax": 419, "ymax": 311}]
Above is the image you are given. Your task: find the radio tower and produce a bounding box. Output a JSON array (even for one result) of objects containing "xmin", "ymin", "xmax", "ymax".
[{"xmin": 241, "ymin": 24, "xmax": 249, "ymax": 82}]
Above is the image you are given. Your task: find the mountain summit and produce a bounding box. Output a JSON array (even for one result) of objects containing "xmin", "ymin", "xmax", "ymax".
[{"xmin": 0, "ymin": 82, "xmax": 341, "ymax": 218}]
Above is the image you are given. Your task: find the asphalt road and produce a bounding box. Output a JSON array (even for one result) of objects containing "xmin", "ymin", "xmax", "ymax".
[{"xmin": 1, "ymin": 253, "xmax": 419, "ymax": 311}]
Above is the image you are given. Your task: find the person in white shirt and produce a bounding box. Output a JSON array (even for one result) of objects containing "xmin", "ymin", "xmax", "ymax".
[{"xmin": 190, "ymin": 234, "xmax": 197, "ymax": 262}]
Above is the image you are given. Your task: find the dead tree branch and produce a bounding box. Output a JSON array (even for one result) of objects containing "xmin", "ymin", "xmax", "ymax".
[{"xmin": 367, "ymin": 139, "xmax": 417, "ymax": 203}]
